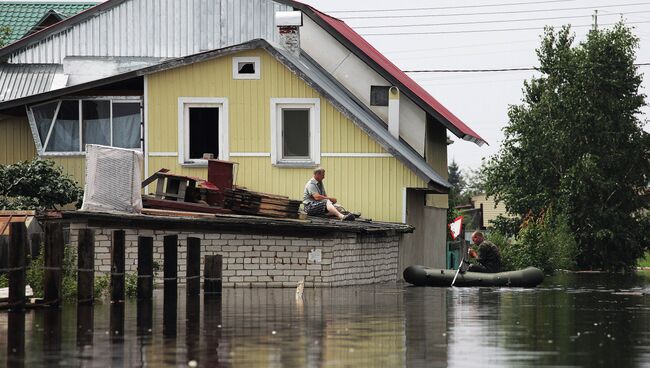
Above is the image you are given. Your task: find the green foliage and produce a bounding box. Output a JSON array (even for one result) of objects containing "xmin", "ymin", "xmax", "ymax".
[
  {"xmin": 484, "ymin": 23, "xmax": 650, "ymax": 271},
  {"xmin": 496, "ymin": 211, "xmax": 577, "ymax": 274},
  {"xmin": 0, "ymin": 273, "xmax": 7, "ymax": 288},
  {"xmin": 125, "ymin": 273, "xmax": 138, "ymax": 298},
  {"xmin": 0, "ymin": 159, "xmax": 83, "ymax": 210},
  {"xmin": 26, "ymin": 246, "xmax": 45, "ymax": 298},
  {"xmin": 94, "ymin": 274, "xmax": 110, "ymax": 300},
  {"xmin": 489, "ymin": 215, "xmax": 522, "ymax": 239},
  {"xmin": 0, "ymin": 26, "xmax": 11, "ymax": 48},
  {"xmin": 26, "ymin": 243, "xmax": 80, "ymax": 300},
  {"xmin": 639, "ymin": 252, "xmax": 650, "ymax": 268}
]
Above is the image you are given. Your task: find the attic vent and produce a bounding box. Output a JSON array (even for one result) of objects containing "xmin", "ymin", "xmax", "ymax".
[
  {"xmin": 232, "ymin": 57, "xmax": 260, "ymax": 80},
  {"xmin": 370, "ymin": 85, "xmax": 390, "ymax": 106}
]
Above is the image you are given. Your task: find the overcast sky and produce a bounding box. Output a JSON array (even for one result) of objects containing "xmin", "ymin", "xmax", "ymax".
[{"xmin": 301, "ymin": 0, "xmax": 650, "ymax": 172}]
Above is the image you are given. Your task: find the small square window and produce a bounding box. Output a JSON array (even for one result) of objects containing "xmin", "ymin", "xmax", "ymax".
[
  {"xmin": 271, "ymin": 98, "xmax": 320, "ymax": 166},
  {"xmin": 232, "ymin": 56, "xmax": 260, "ymax": 80},
  {"xmin": 370, "ymin": 85, "xmax": 390, "ymax": 106}
]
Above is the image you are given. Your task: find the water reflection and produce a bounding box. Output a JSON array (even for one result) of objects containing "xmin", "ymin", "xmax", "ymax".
[{"xmin": 0, "ymin": 271, "xmax": 646, "ymax": 367}]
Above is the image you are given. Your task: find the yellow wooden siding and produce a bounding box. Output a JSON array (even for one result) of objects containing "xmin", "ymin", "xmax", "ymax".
[
  {"xmin": 48, "ymin": 156, "xmax": 86, "ymax": 186},
  {"xmin": 146, "ymin": 49, "xmax": 428, "ymax": 222},
  {"xmin": 148, "ymin": 156, "xmax": 424, "ymax": 222},
  {"xmin": 0, "ymin": 116, "xmax": 37, "ymax": 165},
  {"xmin": 472, "ymin": 193, "xmax": 512, "ymax": 226}
]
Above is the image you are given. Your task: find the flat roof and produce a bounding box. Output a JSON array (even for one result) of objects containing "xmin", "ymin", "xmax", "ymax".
[{"xmin": 57, "ymin": 210, "xmax": 414, "ymax": 237}]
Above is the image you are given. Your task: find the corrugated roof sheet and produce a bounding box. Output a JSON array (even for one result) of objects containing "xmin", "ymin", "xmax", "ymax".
[
  {"xmin": 0, "ymin": 63, "xmax": 61, "ymax": 101},
  {"xmin": 0, "ymin": 2, "xmax": 97, "ymax": 43}
]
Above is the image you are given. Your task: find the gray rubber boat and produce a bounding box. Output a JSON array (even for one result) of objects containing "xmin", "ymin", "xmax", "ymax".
[{"xmin": 403, "ymin": 265, "xmax": 545, "ymax": 287}]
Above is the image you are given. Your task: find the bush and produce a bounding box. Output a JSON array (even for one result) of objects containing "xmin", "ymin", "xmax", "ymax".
[
  {"xmin": 0, "ymin": 159, "xmax": 83, "ymax": 210},
  {"xmin": 496, "ymin": 210, "xmax": 577, "ymax": 274}
]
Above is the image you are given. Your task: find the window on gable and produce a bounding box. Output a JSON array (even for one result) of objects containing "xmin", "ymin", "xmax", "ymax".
[
  {"xmin": 232, "ymin": 56, "xmax": 260, "ymax": 80},
  {"xmin": 370, "ymin": 85, "xmax": 390, "ymax": 106},
  {"xmin": 271, "ymin": 98, "xmax": 320, "ymax": 166},
  {"xmin": 178, "ymin": 98, "xmax": 228, "ymax": 165},
  {"xmin": 28, "ymin": 98, "xmax": 142, "ymax": 154}
]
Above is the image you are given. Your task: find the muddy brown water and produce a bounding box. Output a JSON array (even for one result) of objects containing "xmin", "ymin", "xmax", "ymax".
[{"xmin": 0, "ymin": 271, "xmax": 648, "ymax": 367}]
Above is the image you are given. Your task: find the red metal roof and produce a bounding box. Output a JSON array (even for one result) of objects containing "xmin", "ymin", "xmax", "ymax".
[{"xmin": 303, "ymin": 5, "xmax": 486, "ymax": 146}]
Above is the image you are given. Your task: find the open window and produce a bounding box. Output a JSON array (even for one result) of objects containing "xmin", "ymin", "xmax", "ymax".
[
  {"xmin": 178, "ymin": 97, "xmax": 229, "ymax": 165},
  {"xmin": 270, "ymin": 98, "xmax": 320, "ymax": 166},
  {"xmin": 232, "ymin": 56, "xmax": 260, "ymax": 80},
  {"xmin": 27, "ymin": 98, "xmax": 142, "ymax": 154}
]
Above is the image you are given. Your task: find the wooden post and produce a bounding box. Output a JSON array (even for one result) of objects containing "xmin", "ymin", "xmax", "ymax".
[
  {"xmin": 0, "ymin": 236, "xmax": 8, "ymax": 277},
  {"xmin": 76, "ymin": 304, "xmax": 94, "ymax": 348},
  {"xmin": 77, "ymin": 229, "xmax": 95, "ymax": 305},
  {"xmin": 137, "ymin": 299, "xmax": 153, "ymax": 337},
  {"xmin": 8, "ymin": 222, "xmax": 26, "ymax": 310},
  {"xmin": 29, "ymin": 233, "xmax": 41, "ymax": 261},
  {"xmin": 43, "ymin": 222, "xmax": 64, "ymax": 306},
  {"xmin": 137, "ymin": 236, "xmax": 153, "ymax": 300},
  {"xmin": 186, "ymin": 237, "xmax": 201, "ymax": 296},
  {"xmin": 7, "ymin": 311, "xmax": 25, "ymax": 367},
  {"xmin": 204, "ymin": 255, "xmax": 223, "ymax": 294},
  {"xmin": 163, "ymin": 235, "xmax": 178, "ymax": 337},
  {"xmin": 111, "ymin": 230, "xmax": 125, "ymax": 303}
]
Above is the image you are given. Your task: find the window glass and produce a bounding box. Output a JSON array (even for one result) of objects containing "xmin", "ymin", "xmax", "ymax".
[
  {"xmin": 282, "ymin": 108, "xmax": 310, "ymax": 158},
  {"xmin": 31, "ymin": 101, "xmax": 58, "ymax": 145},
  {"xmin": 112, "ymin": 102, "xmax": 141, "ymax": 148},
  {"xmin": 47, "ymin": 100, "xmax": 80, "ymax": 152},
  {"xmin": 238, "ymin": 62, "xmax": 255, "ymax": 74},
  {"xmin": 188, "ymin": 107, "xmax": 219, "ymax": 159},
  {"xmin": 82, "ymin": 100, "xmax": 111, "ymax": 147}
]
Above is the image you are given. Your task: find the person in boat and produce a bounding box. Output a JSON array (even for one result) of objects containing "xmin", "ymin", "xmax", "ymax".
[
  {"xmin": 467, "ymin": 231, "xmax": 502, "ymax": 273},
  {"xmin": 303, "ymin": 167, "xmax": 355, "ymax": 221}
]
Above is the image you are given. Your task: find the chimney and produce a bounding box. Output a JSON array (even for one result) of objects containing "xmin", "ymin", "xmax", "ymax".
[
  {"xmin": 388, "ymin": 86, "xmax": 400, "ymax": 139},
  {"xmin": 275, "ymin": 11, "xmax": 303, "ymax": 56}
]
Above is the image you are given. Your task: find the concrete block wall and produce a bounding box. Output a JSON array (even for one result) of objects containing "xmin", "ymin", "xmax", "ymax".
[{"xmin": 68, "ymin": 223, "xmax": 400, "ymax": 288}]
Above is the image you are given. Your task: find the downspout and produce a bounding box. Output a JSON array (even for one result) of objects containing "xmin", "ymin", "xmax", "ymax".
[{"xmin": 388, "ymin": 86, "xmax": 399, "ymax": 139}]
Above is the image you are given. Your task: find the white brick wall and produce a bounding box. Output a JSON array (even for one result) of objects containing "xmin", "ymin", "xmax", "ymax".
[{"xmin": 68, "ymin": 224, "xmax": 401, "ymax": 288}]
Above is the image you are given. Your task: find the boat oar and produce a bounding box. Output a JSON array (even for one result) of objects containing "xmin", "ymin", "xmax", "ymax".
[{"xmin": 450, "ymin": 255, "xmax": 464, "ymax": 287}]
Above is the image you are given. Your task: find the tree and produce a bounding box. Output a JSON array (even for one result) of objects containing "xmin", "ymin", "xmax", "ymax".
[
  {"xmin": 0, "ymin": 26, "xmax": 11, "ymax": 48},
  {"xmin": 0, "ymin": 159, "xmax": 83, "ymax": 210},
  {"xmin": 484, "ymin": 23, "xmax": 650, "ymax": 271},
  {"xmin": 447, "ymin": 160, "xmax": 466, "ymax": 209}
]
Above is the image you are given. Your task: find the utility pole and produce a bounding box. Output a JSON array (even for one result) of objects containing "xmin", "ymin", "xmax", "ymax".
[{"xmin": 592, "ymin": 9, "xmax": 598, "ymax": 30}]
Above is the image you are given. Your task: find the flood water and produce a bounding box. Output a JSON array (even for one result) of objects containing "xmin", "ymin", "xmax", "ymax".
[{"xmin": 1, "ymin": 271, "xmax": 649, "ymax": 367}]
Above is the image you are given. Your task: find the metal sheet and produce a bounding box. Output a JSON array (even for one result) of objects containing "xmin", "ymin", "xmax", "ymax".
[
  {"xmin": 0, "ymin": 64, "xmax": 61, "ymax": 101},
  {"xmin": 9, "ymin": 0, "xmax": 291, "ymax": 64}
]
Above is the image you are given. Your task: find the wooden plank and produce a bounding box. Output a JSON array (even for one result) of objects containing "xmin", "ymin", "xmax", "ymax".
[
  {"xmin": 186, "ymin": 237, "xmax": 200, "ymax": 297},
  {"xmin": 204, "ymin": 255, "xmax": 222, "ymax": 294},
  {"xmin": 8, "ymin": 222, "xmax": 26, "ymax": 309},
  {"xmin": 141, "ymin": 208, "xmax": 218, "ymax": 218},
  {"xmin": 143, "ymin": 197, "xmax": 231, "ymax": 214},
  {"xmin": 0, "ymin": 211, "xmax": 36, "ymax": 216},
  {"xmin": 137, "ymin": 236, "xmax": 153, "ymax": 300}
]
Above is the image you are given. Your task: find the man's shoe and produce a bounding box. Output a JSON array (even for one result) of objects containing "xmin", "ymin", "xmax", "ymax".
[{"xmin": 342, "ymin": 213, "xmax": 356, "ymax": 221}]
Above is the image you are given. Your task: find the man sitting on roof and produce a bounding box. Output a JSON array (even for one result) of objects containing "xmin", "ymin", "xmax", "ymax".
[{"xmin": 303, "ymin": 167, "xmax": 355, "ymax": 221}]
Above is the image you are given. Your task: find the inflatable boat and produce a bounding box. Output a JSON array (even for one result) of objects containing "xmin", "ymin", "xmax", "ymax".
[{"xmin": 403, "ymin": 265, "xmax": 544, "ymax": 288}]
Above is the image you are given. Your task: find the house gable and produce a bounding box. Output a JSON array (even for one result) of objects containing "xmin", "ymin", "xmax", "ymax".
[{"xmin": 146, "ymin": 48, "xmax": 427, "ymax": 222}]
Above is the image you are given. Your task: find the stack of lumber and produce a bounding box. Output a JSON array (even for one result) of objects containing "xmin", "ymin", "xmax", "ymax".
[{"xmin": 223, "ymin": 188, "xmax": 302, "ymax": 218}]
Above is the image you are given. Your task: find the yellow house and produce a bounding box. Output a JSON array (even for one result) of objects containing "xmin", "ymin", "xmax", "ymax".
[{"xmin": 0, "ymin": 1, "xmax": 486, "ymax": 270}]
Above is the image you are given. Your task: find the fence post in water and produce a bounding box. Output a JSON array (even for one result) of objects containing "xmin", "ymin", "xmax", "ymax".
[
  {"xmin": 163, "ymin": 234, "xmax": 178, "ymax": 337},
  {"xmin": 8, "ymin": 222, "xmax": 26, "ymax": 310},
  {"xmin": 137, "ymin": 236, "xmax": 153, "ymax": 300},
  {"xmin": 77, "ymin": 229, "xmax": 95, "ymax": 305},
  {"xmin": 43, "ymin": 222, "xmax": 64, "ymax": 306},
  {"xmin": 204, "ymin": 255, "xmax": 223, "ymax": 294},
  {"xmin": 186, "ymin": 237, "xmax": 201, "ymax": 296},
  {"xmin": 111, "ymin": 230, "xmax": 125, "ymax": 302}
]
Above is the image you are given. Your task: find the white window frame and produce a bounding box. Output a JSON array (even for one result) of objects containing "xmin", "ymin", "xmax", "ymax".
[
  {"xmin": 232, "ymin": 56, "xmax": 261, "ymax": 80},
  {"xmin": 270, "ymin": 98, "xmax": 320, "ymax": 167},
  {"xmin": 27, "ymin": 96, "xmax": 142, "ymax": 156},
  {"xmin": 178, "ymin": 97, "xmax": 229, "ymax": 166}
]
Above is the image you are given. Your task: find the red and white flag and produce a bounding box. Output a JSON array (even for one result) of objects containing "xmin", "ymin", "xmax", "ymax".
[{"xmin": 448, "ymin": 216, "xmax": 463, "ymax": 240}]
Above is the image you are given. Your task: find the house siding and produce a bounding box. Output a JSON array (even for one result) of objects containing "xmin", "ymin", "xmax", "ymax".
[
  {"xmin": 146, "ymin": 49, "xmax": 427, "ymax": 222},
  {"xmin": 472, "ymin": 194, "xmax": 511, "ymax": 227},
  {"xmin": 0, "ymin": 116, "xmax": 37, "ymax": 165}
]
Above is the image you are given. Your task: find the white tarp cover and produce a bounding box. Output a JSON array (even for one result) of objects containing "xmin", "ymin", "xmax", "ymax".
[{"xmin": 81, "ymin": 144, "xmax": 143, "ymax": 213}]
